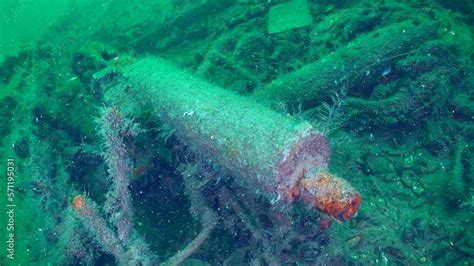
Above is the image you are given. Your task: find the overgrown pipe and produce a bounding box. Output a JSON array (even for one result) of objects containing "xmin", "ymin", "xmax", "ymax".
[
  {"xmin": 95, "ymin": 57, "xmax": 361, "ymax": 221},
  {"xmin": 254, "ymin": 20, "xmax": 437, "ymax": 110}
]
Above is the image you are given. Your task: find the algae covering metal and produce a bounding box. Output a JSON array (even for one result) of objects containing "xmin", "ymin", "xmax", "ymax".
[
  {"xmin": 256, "ymin": 20, "xmax": 438, "ymax": 110},
  {"xmin": 99, "ymin": 57, "xmax": 360, "ymax": 221}
]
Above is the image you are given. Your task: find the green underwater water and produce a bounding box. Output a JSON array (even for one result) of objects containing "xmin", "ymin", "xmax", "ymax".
[{"xmin": 0, "ymin": 0, "xmax": 473, "ymax": 265}]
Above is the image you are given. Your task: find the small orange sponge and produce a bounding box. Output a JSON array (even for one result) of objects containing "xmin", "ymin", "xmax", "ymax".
[
  {"xmin": 301, "ymin": 171, "xmax": 361, "ymax": 221},
  {"xmin": 72, "ymin": 194, "xmax": 85, "ymax": 210}
]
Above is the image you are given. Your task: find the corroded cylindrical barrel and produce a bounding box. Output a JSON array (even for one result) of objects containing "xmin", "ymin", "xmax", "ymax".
[
  {"xmin": 97, "ymin": 57, "xmax": 360, "ymax": 221},
  {"xmin": 254, "ymin": 20, "xmax": 437, "ymax": 110}
]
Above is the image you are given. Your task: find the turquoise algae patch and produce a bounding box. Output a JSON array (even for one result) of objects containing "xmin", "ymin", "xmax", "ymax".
[{"xmin": 268, "ymin": 0, "xmax": 313, "ymax": 34}]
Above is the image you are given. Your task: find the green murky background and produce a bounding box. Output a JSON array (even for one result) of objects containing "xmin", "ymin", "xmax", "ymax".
[{"xmin": 0, "ymin": 0, "xmax": 473, "ymax": 265}]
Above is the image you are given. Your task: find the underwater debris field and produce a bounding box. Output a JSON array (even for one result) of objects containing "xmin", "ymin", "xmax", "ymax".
[{"xmin": 0, "ymin": 0, "xmax": 473, "ymax": 265}]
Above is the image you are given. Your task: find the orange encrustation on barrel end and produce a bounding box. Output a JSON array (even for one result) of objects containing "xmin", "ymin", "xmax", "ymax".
[{"xmin": 300, "ymin": 171, "xmax": 361, "ymax": 221}]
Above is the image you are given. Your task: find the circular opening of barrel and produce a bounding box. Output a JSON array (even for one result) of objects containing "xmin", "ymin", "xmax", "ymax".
[{"xmin": 276, "ymin": 129, "xmax": 330, "ymax": 202}]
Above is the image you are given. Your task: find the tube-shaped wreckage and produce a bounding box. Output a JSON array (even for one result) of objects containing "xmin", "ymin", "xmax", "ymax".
[
  {"xmin": 254, "ymin": 20, "xmax": 437, "ymax": 110},
  {"xmin": 95, "ymin": 58, "xmax": 361, "ymax": 221}
]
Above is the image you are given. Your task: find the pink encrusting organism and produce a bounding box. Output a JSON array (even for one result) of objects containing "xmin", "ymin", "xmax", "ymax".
[{"xmin": 72, "ymin": 194, "xmax": 124, "ymax": 260}]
